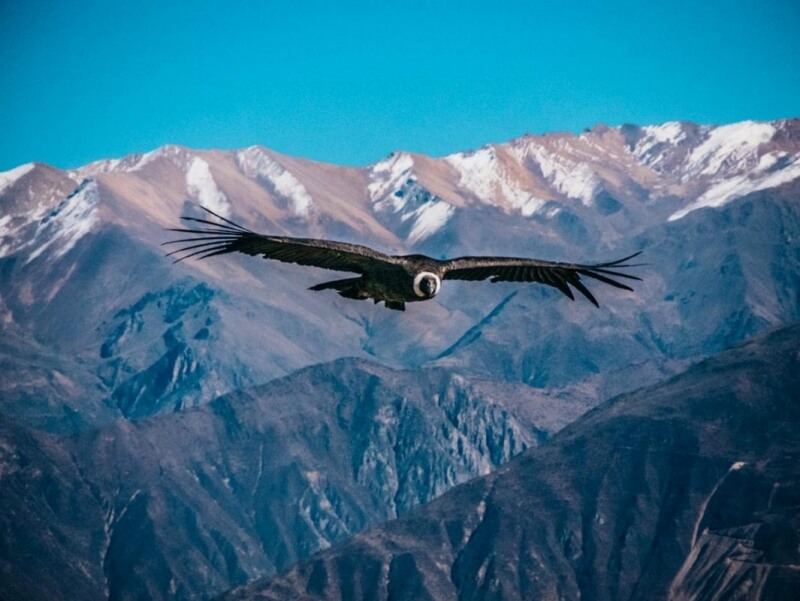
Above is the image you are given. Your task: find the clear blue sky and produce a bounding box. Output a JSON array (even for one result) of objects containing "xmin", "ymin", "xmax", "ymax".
[{"xmin": 2, "ymin": 0, "xmax": 799, "ymax": 171}]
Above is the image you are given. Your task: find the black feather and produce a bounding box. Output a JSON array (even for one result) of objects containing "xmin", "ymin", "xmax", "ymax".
[{"xmin": 165, "ymin": 205, "xmax": 644, "ymax": 309}]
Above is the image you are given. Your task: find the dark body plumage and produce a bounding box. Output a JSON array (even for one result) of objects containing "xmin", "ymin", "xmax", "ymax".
[{"xmin": 165, "ymin": 207, "xmax": 642, "ymax": 311}]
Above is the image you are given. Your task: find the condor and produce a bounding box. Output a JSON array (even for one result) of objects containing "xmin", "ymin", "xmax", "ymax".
[{"xmin": 165, "ymin": 207, "xmax": 642, "ymax": 311}]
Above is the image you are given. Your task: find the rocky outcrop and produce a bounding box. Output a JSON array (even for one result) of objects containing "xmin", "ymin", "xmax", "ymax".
[
  {"xmin": 223, "ymin": 324, "xmax": 800, "ymax": 601},
  {"xmin": 0, "ymin": 358, "xmax": 593, "ymax": 601}
]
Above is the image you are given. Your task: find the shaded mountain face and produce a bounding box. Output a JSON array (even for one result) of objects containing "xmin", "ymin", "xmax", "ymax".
[
  {"xmin": 1, "ymin": 120, "xmax": 799, "ymax": 431},
  {"xmin": 223, "ymin": 323, "xmax": 800, "ymax": 601},
  {"xmin": 0, "ymin": 358, "xmax": 594, "ymax": 601}
]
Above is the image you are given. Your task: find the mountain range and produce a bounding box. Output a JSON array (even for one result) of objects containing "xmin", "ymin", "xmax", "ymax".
[
  {"xmin": 223, "ymin": 322, "xmax": 800, "ymax": 601},
  {"xmin": 1, "ymin": 118, "xmax": 799, "ymax": 599}
]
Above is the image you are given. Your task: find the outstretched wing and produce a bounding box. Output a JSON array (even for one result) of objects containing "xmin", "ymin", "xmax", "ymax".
[
  {"xmin": 440, "ymin": 252, "xmax": 643, "ymax": 307},
  {"xmin": 163, "ymin": 207, "xmax": 393, "ymax": 274}
]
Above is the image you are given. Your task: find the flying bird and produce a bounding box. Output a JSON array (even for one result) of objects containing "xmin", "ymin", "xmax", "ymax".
[{"xmin": 165, "ymin": 207, "xmax": 642, "ymax": 311}]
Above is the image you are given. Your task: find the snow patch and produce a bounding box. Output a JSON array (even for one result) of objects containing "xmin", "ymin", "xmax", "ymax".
[
  {"xmin": 0, "ymin": 214, "xmax": 12, "ymax": 237},
  {"xmin": 756, "ymin": 151, "xmax": 783, "ymax": 171},
  {"xmin": 633, "ymin": 122, "xmax": 687, "ymax": 166},
  {"xmin": 406, "ymin": 200, "xmax": 455, "ymax": 244},
  {"xmin": 186, "ymin": 157, "xmax": 231, "ymax": 217},
  {"xmin": 135, "ymin": 146, "xmax": 191, "ymax": 172},
  {"xmin": 71, "ymin": 147, "xmax": 188, "ymax": 179},
  {"xmin": 446, "ymin": 147, "xmax": 548, "ymax": 216},
  {"xmin": 446, "ymin": 147, "xmax": 499, "ymax": 202},
  {"xmin": 0, "ymin": 205, "xmax": 52, "ymax": 259},
  {"xmin": 641, "ymin": 122, "xmax": 686, "ymax": 147},
  {"xmin": 684, "ymin": 121, "xmax": 776, "ymax": 177},
  {"xmin": 476, "ymin": 499, "xmax": 486, "ymax": 520},
  {"xmin": 367, "ymin": 153, "xmax": 414, "ymax": 207},
  {"xmin": 128, "ymin": 148, "xmax": 165, "ymax": 172},
  {"xmin": 0, "ymin": 163, "xmax": 35, "ymax": 195},
  {"xmin": 540, "ymin": 155, "xmax": 598, "ymax": 206},
  {"xmin": 542, "ymin": 204, "xmax": 562, "ymax": 218},
  {"xmin": 26, "ymin": 180, "xmax": 100, "ymax": 262},
  {"xmin": 115, "ymin": 489, "xmax": 143, "ymax": 524},
  {"xmin": 73, "ymin": 158, "xmax": 122, "ymax": 178},
  {"xmin": 236, "ymin": 147, "xmax": 314, "ymax": 217},
  {"xmin": 514, "ymin": 142, "xmax": 599, "ymax": 206},
  {"xmin": 367, "ymin": 152, "xmax": 454, "ymax": 242},
  {"xmin": 669, "ymin": 151, "xmax": 800, "ymax": 221}
]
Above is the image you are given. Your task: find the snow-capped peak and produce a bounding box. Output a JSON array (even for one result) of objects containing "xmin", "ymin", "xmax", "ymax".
[
  {"xmin": 127, "ymin": 148, "xmax": 166, "ymax": 172},
  {"xmin": 514, "ymin": 141, "xmax": 599, "ymax": 207},
  {"xmin": 367, "ymin": 152, "xmax": 414, "ymax": 206},
  {"xmin": 446, "ymin": 146, "xmax": 548, "ymax": 216},
  {"xmin": 632, "ymin": 122, "xmax": 688, "ymax": 167},
  {"xmin": 69, "ymin": 145, "xmax": 192, "ymax": 179},
  {"xmin": 24, "ymin": 179, "xmax": 100, "ymax": 262},
  {"xmin": 366, "ymin": 152, "xmax": 455, "ymax": 243},
  {"xmin": 446, "ymin": 146, "xmax": 499, "ymax": 201},
  {"xmin": 641, "ymin": 122, "xmax": 687, "ymax": 147},
  {"xmin": 0, "ymin": 163, "xmax": 35, "ymax": 196},
  {"xmin": 684, "ymin": 121, "xmax": 776, "ymax": 178}
]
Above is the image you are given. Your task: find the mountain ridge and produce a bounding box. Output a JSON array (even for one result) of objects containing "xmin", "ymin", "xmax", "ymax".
[
  {"xmin": 221, "ymin": 322, "xmax": 800, "ymax": 601},
  {"xmin": 0, "ymin": 356, "xmax": 598, "ymax": 600},
  {"xmin": 1, "ymin": 117, "xmax": 799, "ymax": 599}
]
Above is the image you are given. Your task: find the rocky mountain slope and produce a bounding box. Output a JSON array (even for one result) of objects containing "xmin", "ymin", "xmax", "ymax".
[
  {"xmin": 1, "ymin": 118, "xmax": 799, "ymax": 599},
  {"xmin": 2, "ymin": 119, "xmax": 799, "ymax": 431},
  {"xmin": 0, "ymin": 358, "xmax": 598, "ymax": 601},
  {"xmin": 223, "ymin": 323, "xmax": 800, "ymax": 601}
]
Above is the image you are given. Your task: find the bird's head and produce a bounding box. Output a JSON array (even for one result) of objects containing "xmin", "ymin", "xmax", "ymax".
[{"xmin": 413, "ymin": 271, "xmax": 441, "ymax": 299}]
